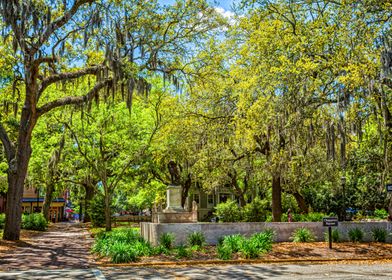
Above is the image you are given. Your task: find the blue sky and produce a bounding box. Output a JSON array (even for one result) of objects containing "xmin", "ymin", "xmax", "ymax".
[{"xmin": 159, "ymin": 0, "xmax": 238, "ymax": 11}]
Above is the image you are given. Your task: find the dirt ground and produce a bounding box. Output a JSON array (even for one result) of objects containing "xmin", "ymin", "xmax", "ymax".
[{"xmin": 95, "ymin": 242, "xmax": 392, "ymax": 265}]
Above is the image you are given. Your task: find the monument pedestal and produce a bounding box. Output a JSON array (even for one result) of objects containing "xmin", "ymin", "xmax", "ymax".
[
  {"xmin": 152, "ymin": 185, "xmax": 197, "ymax": 223},
  {"xmin": 163, "ymin": 185, "xmax": 185, "ymax": 213}
]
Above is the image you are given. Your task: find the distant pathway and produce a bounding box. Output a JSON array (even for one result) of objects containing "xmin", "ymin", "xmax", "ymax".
[{"xmin": 0, "ymin": 222, "xmax": 95, "ymax": 271}]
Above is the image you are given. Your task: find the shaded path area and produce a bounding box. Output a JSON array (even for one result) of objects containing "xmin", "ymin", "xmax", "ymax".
[{"xmin": 0, "ymin": 223, "xmax": 95, "ymax": 271}]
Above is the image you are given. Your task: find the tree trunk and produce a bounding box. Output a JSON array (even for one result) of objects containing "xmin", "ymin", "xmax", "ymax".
[
  {"xmin": 181, "ymin": 174, "xmax": 192, "ymax": 208},
  {"xmin": 388, "ymin": 194, "xmax": 392, "ymax": 219},
  {"xmin": 272, "ymin": 174, "xmax": 282, "ymax": 222},
  {"xmin": 3, "ymin": 132, "xmax": 34, "ymax": 240},
  {"xmin": 104, "ymin": 183, "xmax": 111, "ymax": 231},
  {"xmin": 42, "ymin": 183, "xmax": 54, "ymax": 221},
  {"xmin": 84, "ymin": 183, "xmax": 95, "ymax": 223},
  {"xmin": 292, "ymin": 191, "xmax": 308, "ymax": 214}
]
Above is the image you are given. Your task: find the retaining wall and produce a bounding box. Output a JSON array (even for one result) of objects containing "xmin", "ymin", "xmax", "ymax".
[{"xmin": 140, "ymin": 221, "xmax": 392, "ymax": 246}]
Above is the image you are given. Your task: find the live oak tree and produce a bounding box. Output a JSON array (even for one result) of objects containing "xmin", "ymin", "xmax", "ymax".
[{"xmin": 0, "ymin": 0, "xmax": 220, "ymax": 240}]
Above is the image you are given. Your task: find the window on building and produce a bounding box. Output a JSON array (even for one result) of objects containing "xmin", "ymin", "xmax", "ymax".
[
  {"xmin": 207, "ymin": 194, "xmax": 214, "ymax": 206},
  {"xmin": 219, "ymin": 193, "xmax": 231, "ymax": 203}
]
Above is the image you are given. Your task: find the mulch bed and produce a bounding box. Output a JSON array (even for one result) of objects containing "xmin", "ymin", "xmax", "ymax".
[{"xmin": 95, "ymin": 242, "xmax": 392, "ymax": 265}]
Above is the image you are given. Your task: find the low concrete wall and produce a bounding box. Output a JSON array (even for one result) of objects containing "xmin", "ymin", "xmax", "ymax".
[{"xmin": 140, "ymin": 221, "xmax": 392, "ymax": 246}]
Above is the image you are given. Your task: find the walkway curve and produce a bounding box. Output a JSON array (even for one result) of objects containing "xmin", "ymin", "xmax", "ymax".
[{"xmin": 0, "ymin": 222, "xmax": 95, "ymax": 271}]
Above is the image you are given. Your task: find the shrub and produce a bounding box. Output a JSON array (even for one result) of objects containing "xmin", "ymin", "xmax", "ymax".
[
  {"xmin": 22, "ymin": 213, "xmax": 48, "ymax": 231},
  {"xmin": 92, "ymin": 228, "xmax": 152, "ymax": 263},
  {"xmin": 187, "ymin": 231, "xmax": 205, "ymax": 247},
  {"xmin": 250, "ymin": 230, "xmax": 274, "ymax": 253},
  {"xmin": 159, "ymin": 233, "xmax": 175, "ymax": 250},
  {"xmin": 372, "ymin": 227, "xmax": 387, "ymax": 243},
  {"xmin": 324, "ymin": 229, "xmax": 340, "ymax": 243},
  {"xmin": 88, "ymin": 194, "xmax": 106, "ymax": 227},
  {"xmin": 222, "ymin": 234, "xmax": 245, "ymax": 253},
  {"xmin": 291, "ymin": 227, "xmax": 315, "ymax": 242},
  {"xmin": 240, "ymin": 239, "xmax": 260, "ymax": 259},
  {"xmin": 243, "ymin": 198, "xmax": 269, "ymax": 222},
  {"xmin": 176, "ymin": 245, "xmax": 191, "ymax": 259},
  {"xmin": 348, "ymin": 227, "xmax": 364, "ymax": 242},
  {"xmin": 374, "ymin": 209, "xmax": 388, "ymax": 220},
  {"xmin": 0, "ymin": 213, "xmax": 5, "ymax": 229},
  {"xmin": 217, "ymin": 244, "xmax": 233, "ymax": 260},
  {"xmin": 214, "ymin": 199, "xmax": 242, "ymax": 222},
  {"xmin": 298, "ymin": 212, "xmax": 326, "ymax": 222},
  {"xmin": 110, "ymin": 242, "xmax": 138, "ymax": 263}
]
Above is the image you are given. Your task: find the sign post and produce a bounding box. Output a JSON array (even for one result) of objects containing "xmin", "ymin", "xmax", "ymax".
[
  {"xmin": 386, "ymin": 183, "xmax": 392, "ymax": 192},
  {"xmin": 323, "ymin": 217, "xmax": 339, "ymax": 249}
]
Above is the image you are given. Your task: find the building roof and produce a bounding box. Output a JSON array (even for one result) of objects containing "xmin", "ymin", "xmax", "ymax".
[{"xmin": 22, "ymin": 198, "xmax": 65, "ymax": 203}]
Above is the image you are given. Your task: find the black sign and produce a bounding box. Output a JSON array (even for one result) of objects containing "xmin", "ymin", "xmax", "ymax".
[
  {"xmin": 323, "ymin": 217, "xmax": 338, "ymax": 227},
  {"xmin": 386, "ymin": 183, "xmax": 392, "ymax": 192}
]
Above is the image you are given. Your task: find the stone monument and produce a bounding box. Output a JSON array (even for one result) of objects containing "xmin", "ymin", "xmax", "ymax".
[{"xmin": 151, "ymin": 160, "xmax": 197, "ymax": 223}]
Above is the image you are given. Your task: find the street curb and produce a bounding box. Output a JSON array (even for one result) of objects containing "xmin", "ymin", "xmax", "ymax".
[{"xmin": 97, "ymin": 257, "xmax": 392, "ymax": 268}]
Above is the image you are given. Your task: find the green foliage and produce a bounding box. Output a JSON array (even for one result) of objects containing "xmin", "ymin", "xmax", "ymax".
[
  {"xmin": 88, "ymin": 195, "xmax": 106, "ymax": 228},
  {"xmin": 374, "ymin": 209, "xmax": 388, "ymax": 220},
  {"xmin": 371, "ymin": 228, "xmax": 387, "ymax": 243},
  {"xmin": 92, "ymin": 228, "xmax": 152, "ymax": 263},
  {"xmin": 159, "ymin": 233, "xmax": 175, "ymax": 250},
  {"xmin": 187, "ymin": 231, "xmax": 206, "ymax": 247},
  {"xmin": 324, "ymin": 229, "xmax": 341, "ymax": 243},
  {"xmin": 0, "ymin": 213, "xmax": 5, "ymax": 229},
  {"xmin": 110, "ymin": 243, "xmax": 139, "ymax": 263},
  {"xmin": 240, "ymin": 239, "xmax": 260, "ymax": 259},
  {"xmin": 21, "ymin": 213, "xmax": 48, "ymax": 231},
  {"xmin": 291, "ymin": 228, "xmax": 315, "ymax": 243},
  {"xmin": 348, "ymin": 228, "xmax": 364, "ymax": 242},
  {"xmin": 176, "ymin": 245, "xmax": 192, "ymax": 259},
  {"xmin": 222, "ymin": 234, "xmax": 245, "ymax": 253},
  {"xmin": 214, "ymin": 199, "xmax": 242, "ymax": 222},
  {"xmin": 217, "ymin": 244, "xmax": 233, "ymax": 260},
  {"xmin": 243, "ymin": 197, "xmax": 269, "ymax": 222},
  {"xmin": 294, "ymin": 212, "xmax": 327, "ymax": 222},
  {"xmin": 249, "ymin": 230, "xmax": 275, "ymax": 253}
]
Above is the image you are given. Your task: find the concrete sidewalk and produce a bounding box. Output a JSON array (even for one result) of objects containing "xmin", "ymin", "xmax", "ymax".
[{"xmin": 0, "ymin": 222, "xmax": 94, "ymax": 271}]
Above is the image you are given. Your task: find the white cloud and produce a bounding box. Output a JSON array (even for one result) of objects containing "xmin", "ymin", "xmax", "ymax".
[{"xmin": 214, "ymin": 7, "xmax": 235, "ymax": 19}]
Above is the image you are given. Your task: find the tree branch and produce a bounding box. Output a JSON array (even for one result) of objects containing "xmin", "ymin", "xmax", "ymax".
[
  {"xmin": 38, "ymin": 65, "xmax": 104, "ymax": 98},
  {"xmin": 35, "ymin": 0, "xmax": 96, "ymax": 53},
  {"xmin": 0, "ymin": 122, "xmax": 15, "ymax": 162},
  {"xmin": 37, "ymin": 78, "xmax": 111, "ymax": 116}
]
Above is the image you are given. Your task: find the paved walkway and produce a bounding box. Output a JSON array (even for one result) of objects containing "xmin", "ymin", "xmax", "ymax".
[
  {"xmin": 0, "ymin": 222, "xmax": 94, "ymax": 271},
  {"xmin": 101, "ymin": 263, "xmax": 392, "ymax": 280}
]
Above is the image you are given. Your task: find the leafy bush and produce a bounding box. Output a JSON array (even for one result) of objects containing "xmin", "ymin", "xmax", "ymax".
[
  {"xmin": 348, "ymin": 227, "xmax": 364, "ymax": 242},
  {"xmin": 159, "ymin": 232, "xmax": 175, "ymax": 250},
  {"xmin": 372, "ymin": 227, "xmax": 387, "ymax": 242},
  {"xmin": 324, "ymin": 229, "xmax": 340, "ymax": 243},
  {"xmin": 217, "ymin": 244, "xmax": 233, "ymax": 260},
  {"xmin": 296, "ymin": 212, "xmax": 326, "ymax": 222},
  {"xmin": 88, "ymin": 194, "xmax": 106, "ymax": 227},
  {"xmin": 249, "ymin": 230, "xmax": 274, "ymax": 253},
  {"xmin": 214, "ymin": 199, "xmax": 242, "ymax": 222},
  {"xmin": 374, "ymin": 209, "xmax": 388, "ymax": 220},
  {"xmin": 22, "ymin": 213, "xmax": 48, "ymax": 231},
  {"xmin": 176, "ymin": 245, "xmax": 191, "ymax": 259},
  {"xmin": 240, "ymin": 239, "xmax": 260, "ymax": 259},
  {"xmin": 92, "ymin": 228, "xmax": 152, "ymax": 263},
  {"xmin": 291, "ymin": 227, "xmax": 315, "ymax": 242},
  {"xmin": 222, "ymin": 234, "xmax": 245, "ymax": 253},
  {"xmin": 110, "ymin": 242, "xmax": 139, "ymax": 263},
  {"xmin": 243, "ymin": 198, "xmax": 269, "ymax": 222},
  {"xmin": 187, "ymin": 231, "xmax": 205, "ymax": 247},
  {"xmin": 0, "ymin": 213, "xmax": 5, "ymax": 229}
]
